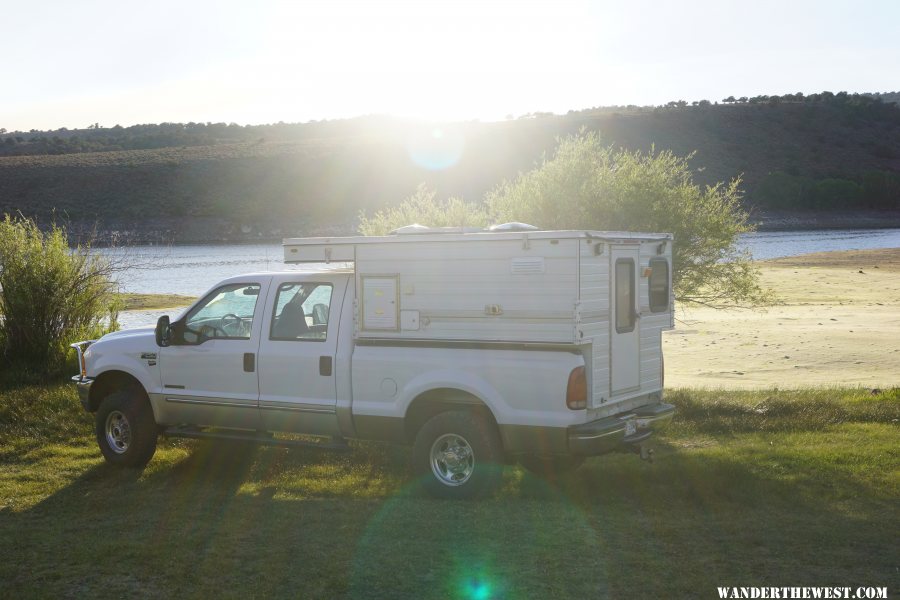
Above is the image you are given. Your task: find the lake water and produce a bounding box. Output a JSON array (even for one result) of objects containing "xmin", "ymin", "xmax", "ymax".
[{"xmin": 109, "ymin": 228, "xmax": 900, "ymax": 329}]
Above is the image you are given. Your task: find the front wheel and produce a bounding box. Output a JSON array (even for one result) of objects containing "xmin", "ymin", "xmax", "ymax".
[
  {"xmin": 95, "ymin": 387, "xmax": 158, "ymax": 468},
  {"xmin": 412, "ymin": 410, "xmax": 504, "ymax": 499}
]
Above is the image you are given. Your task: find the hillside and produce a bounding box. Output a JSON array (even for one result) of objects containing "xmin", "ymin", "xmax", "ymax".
[{"xmin": 2, "ymin": 95, "xmax": 900, "ymax": 242}]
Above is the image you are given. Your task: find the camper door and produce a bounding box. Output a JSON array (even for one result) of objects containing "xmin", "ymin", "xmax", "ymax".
[{"xmin": 610, "ymin": 245, "xmax": 640, "ymax": 395}]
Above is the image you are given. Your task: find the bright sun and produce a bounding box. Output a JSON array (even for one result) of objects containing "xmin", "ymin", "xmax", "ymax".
[{"xmin": 234, "ymin": 0, "xmax": 598, "ymax": 123}]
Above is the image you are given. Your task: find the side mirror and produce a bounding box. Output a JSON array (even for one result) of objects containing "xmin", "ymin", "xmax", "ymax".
[{"xmin": 155, "ymin": 315, "xmax": 171, "ymax": 347}]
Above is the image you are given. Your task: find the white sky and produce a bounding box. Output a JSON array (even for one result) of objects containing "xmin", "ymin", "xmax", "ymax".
[{"xmin": 2, "ymin": 0, "xmax": 898, "ymax": 131}]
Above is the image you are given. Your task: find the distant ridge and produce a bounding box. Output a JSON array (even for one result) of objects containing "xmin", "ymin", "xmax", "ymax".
[{"xmin": 2, "ymin": 92, "xmax": 899, "ymax": 242}]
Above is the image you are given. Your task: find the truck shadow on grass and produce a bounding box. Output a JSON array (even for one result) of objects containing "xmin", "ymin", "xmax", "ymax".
[{"xmin": 2, "ymin": 413, "xmax": 897, "ymax": 599}]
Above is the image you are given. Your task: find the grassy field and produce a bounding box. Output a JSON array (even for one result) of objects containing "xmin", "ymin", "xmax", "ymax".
[{"xmin": 0, "ymin": 382, "xmax": 897, "ymax": 598}]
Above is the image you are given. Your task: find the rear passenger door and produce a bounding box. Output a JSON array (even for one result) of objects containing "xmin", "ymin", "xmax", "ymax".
[{"xmin": 257, "ymin": 276, "xmax": 348, "ymax": 436}]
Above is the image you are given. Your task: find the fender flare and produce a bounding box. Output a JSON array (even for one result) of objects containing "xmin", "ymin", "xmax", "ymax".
[{"xmin": 397, "ymin": 368, "xmax": 506, "ymax": 420}]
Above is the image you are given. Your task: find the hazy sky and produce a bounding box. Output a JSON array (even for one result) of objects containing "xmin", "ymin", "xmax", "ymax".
[{"xmin": 2, "ymin": 0, "xmax": 898, "ymax": 131}]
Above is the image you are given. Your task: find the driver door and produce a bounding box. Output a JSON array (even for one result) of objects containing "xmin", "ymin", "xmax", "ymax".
[{"xmin": 157, "ymin": 278, "xmax": 270, "ymax": 429}]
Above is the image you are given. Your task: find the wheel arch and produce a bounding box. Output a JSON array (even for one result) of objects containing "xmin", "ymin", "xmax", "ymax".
[
  {"xmin": 403, "ymin": 388, "xmax": 501, "ymax": 446},
  {"xmin": 88, "ymin": 370, "xmax": 147, "ymax": 412}
]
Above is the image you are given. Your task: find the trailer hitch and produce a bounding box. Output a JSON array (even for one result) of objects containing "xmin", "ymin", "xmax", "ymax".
[{"xmin": 624, "ymin": 441, "xmax": 654, "ymax": 463}]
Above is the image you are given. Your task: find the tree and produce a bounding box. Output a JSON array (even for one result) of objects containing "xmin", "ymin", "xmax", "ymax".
[
  {"xmin": 484, "ymin": 131, "xmax": 767, "ymax": 308},
  {"xmin": 358, "ymin": 184, "xmax": 491, "ymax": 235},
  {"xmin": 360, "ymin": 131, "xmax": 767, "ymax": 308}
]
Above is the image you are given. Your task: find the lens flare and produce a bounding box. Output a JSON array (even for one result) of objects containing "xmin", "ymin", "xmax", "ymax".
[
  {"xmin": 406, "ymin": 125, "xmax": 465, "ymax": 170},
  {"xmin": 461, "ymin": 577, "xmax": 493, "ymax": 600}
]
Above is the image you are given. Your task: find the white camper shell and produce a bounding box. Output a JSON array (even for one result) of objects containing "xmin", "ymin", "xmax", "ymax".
[{"xmin": 284, "ymin": 228, "xmax": 674, "ymax": 415}]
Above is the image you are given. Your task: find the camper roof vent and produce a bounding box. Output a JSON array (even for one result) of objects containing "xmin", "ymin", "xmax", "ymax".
[
  {"xmin": 487, "ymin": 222, "xmax": 539, "ymax": 232},
  {"xmin": 390, "ymin": 224, "xmax": 431, "ymax": 235},
  {"xmin": 390, "ymin": 224, "xmax": 484, "ymax": 235}
]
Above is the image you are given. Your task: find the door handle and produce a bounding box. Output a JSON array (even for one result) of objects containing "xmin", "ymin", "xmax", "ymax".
[
  {"xmin": 243, "ymin": 353, "xmax": 255, "ymax": 373},
  {"xmin": 319, "ymin": 356, "xmax": 332, "ymax": 377}
]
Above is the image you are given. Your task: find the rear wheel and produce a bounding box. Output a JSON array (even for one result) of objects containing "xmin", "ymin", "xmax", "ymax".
[
  {"xmin": 412, "ymin": 410, "xmax": 504, "ymax": 499},
  {"xmin": 95, "ymin": 387, "xmax": 158, "ymax": 468}
]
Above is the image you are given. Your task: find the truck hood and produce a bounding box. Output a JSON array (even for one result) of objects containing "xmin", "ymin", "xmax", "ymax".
[
  {"xmin": 84, "ymin": 327, "xmax": 158, "ymax": 377},
  {"xmin": 97, "ymin": 326, "xmax": 156, "ymax": 343}
]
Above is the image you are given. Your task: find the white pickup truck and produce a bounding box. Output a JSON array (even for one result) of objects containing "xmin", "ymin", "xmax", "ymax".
[{"xmin": 72, "ymin": 228, "xmax": 675, "ymax": 498}]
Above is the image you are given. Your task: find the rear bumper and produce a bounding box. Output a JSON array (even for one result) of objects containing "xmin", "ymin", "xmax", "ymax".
[
  {"xmin": 568, "ymin": 402, "xmax": 675, "ymax": 456},
  {"xmin": 71, "ymin": 375, "xmax": 94, "ymax": 412}
]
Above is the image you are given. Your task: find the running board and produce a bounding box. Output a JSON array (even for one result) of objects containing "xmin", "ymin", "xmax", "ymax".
[{"xmin": 163, "ymin": 427, "xmax": 351, "ymax": 451}]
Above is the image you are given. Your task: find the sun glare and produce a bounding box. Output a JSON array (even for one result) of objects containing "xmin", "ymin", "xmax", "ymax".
[{"xmin": 255, "ymin": 0, "xmax": 597, "ymax": 122}]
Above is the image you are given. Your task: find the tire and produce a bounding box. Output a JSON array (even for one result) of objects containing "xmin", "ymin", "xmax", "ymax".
[
  {"xmin": 519, "ymin": 454, "xmax": 585, "ymax": 481},
  {"xmin": 95, "ymin": 387, "xmax": 158, "ymax": 468},
  {"xmin": 412, "ymin": 410, "xmax": 504, "ymax": 500}
]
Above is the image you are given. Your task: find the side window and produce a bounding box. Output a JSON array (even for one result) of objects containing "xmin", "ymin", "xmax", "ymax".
[
  {"xmin": 649, "ymin": 258, "xmax": 670, "ymax": 313},
  {"xmin": 615, "ymin": 259, "xmax": 635, "ymax": 333},
  {"xmin": 184, "ymin": 283, "xmax": 260, "ymax": 341},
  {"xmin": 270, "ymin": 282, "xmax": 334, "ymax": 341}
]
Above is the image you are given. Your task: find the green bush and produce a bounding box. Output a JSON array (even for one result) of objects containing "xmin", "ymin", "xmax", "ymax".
[
  {"xmin": 485, "ymin": 131, "xmax": 767, "ymax": 308},
  {"xmin": 359, "ymin": 131, "xmax": 769, "ymax": 308},
  {"xmin": 754, "ymin": 172, "xmax": 807, "ymax": 209},
  {"xmin": 0, "ymin": 215, "xmax": 120, "ymax": 375},
  {"xmin": 358, "ymin": 184, "xmax": 492, "ymax": 235},
  {"xmin": 807, "ymin": 178, "xmax": 862, "ymax": 209},
  {"xmin": 861, "ymin": 170, "xmax": 900, "ymax": 209}
]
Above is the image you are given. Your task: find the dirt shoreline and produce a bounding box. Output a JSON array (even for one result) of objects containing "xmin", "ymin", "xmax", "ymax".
[{"xmin": 665, "ymin": 247, "xmax": 900, "ymax": 389}]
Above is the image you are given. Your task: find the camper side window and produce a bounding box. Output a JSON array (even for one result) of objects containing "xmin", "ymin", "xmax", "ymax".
[
  {"xmin": 649, "ymin": 258, "xmax": 670, "ymax": 313},
  {"xmin": 615, "ymin": 259, "xmax": 635, "ymax": 333}
]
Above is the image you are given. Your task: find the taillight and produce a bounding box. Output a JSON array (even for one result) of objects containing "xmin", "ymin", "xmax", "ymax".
[{"xmin": 566, "ymin": 366, "xmax": 587, "ymax": 410}]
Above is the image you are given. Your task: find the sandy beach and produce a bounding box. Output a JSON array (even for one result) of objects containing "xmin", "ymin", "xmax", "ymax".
[{"xmin": 664, "ymin": 248, "xmax": 900, "ymax": 388}]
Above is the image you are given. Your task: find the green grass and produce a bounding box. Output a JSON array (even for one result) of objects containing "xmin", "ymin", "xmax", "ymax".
[{"xmin": 1, "ymin": 383, "xmax": 897, "ymax": 598}]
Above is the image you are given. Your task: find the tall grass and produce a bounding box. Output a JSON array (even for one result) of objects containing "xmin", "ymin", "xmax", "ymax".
[{"xmin": 0, "ymin": 215, "xmax": 120, "ymax": 375}]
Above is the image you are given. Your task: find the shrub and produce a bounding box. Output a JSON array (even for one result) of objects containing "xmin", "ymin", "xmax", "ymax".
[
  {"xmin": 485, "ymin": 131, "xmax": 769, "ymax": 308},
  {"xmin": 360, "ymin": 131, "xmax": 770, "ymax": 308},
  {"xmin": 358, "ymin": 184, "xmax": 492, "ymax": 235},
  {"xmin": 807, "ymin": 178, "xmax": 861, "ymax": 210},
  {"xmin": 0, "ymin": 215, "xmax": 120, "ymax": 375},
  {"xmin": 754, "ymin": 172, "xmax": 806, "ymax": 209}
]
